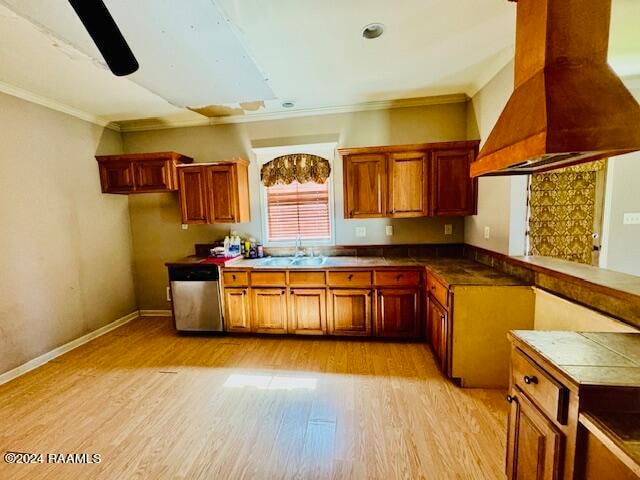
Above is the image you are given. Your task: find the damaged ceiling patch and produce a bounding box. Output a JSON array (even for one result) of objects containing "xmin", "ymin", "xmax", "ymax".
[{"xmin": 189, "ymin": 100, "xmax": 265, "ymax": 117}]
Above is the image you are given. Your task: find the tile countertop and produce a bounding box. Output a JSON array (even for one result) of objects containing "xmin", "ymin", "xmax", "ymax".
[
  {"xmin": 166, "ymin": 255, "xmax": 529, "ymax": 287},
  {"xmin": 510, "ymin": 330, "xmax": 640, "ymax": 387}
]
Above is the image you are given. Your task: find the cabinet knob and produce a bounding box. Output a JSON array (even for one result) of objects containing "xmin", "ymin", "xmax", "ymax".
[
  {"xmin": 523, "ymin": 375, "xmax": 538, "ymax": 385},
  {"xmin": 350, "ymin": 210, "xmax": 354, "ymax": 216},
  {"xmin": 348, "ymin": 274, "xmax": 354, "ymax": 280},
  {"xmin": 506, "ymin": 394, "xmax": 517, "ymax": 404},
  {"xmin": 232, "ymin": 275, "xmax": 236, "ymax": 280},
  {"xmin": 440, "ymin": 314, "xmax": 445, "ymax": 321},
  {"xmin": 396, "ymin": 274, "xmax": 403, "ymax": 281}
]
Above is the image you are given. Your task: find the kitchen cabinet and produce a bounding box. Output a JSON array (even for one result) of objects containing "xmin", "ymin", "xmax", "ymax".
[
  {"xmin": 339, "ymin": 141, "xmax": 478, "ymax": 219},
  {"xmin": 177, "ymin": 166, "xmax": 209, "ymax": 224},
  {"xmin": 430, "ymin": 149, "xmax": 477, "ymax": 216},
  {"xmin": 289, "ymin": 288, "xmax": 327, "ymax": 335},
  {"xmin": 388, "ymin": 151, "xmax": 429, "ymax": 217},
  {"xmin": 375, "ymin": 288, "xmax": 421, "ymax": 337},
  {"xmin": 223, "ymin": 288, "xmax": 251, "ymax": 333},
  {"xmin": 506, "ymin": 387, "xmax": 564, "ymax": 480},
  {"xmin": 96, "ymin": 151, "xmax": 192, "ymax": 194},
  {"xmin": 343, "ymin": 154, "xmax": 387, "ymax": 218},
  {"xmin": 427, "ymin": 295, "xmax": 449, "ymax": 373},
  {"xmin": 177, "ymin": 160, "xmax": 250, "ymax": 225},
  {"xmin": 328, "ymin": 289, "xmax": 372, "ymax": 336},
  {"xmin": 251, "ymin": 288, "xmax": 288, "ymax": 333}
]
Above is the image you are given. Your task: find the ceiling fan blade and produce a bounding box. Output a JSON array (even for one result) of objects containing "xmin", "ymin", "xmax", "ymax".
[{"xmin": 68, "ymin": 0, "xmax": 139, "ymax": 76}]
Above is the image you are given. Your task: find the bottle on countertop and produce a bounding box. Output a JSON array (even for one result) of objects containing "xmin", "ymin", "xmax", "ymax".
[
  {"xmin": 249, "ymin": 238, "xmax": 257, "ymax": 258},
  {"xmin": 223, "ymin": 236, "xmax": 231, "ymax": 257},
  {"xmin": 244, "ymin": 240, "xmax": 251, "ymax": 258},
  {"xmin": 257, "ymin": 242, "xmax": 264, "ymax": 258}
]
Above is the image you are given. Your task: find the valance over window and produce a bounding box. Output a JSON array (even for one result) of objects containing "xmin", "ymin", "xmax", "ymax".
[{"xmin": 260, "ymin": 153, "xmax": 331, "ymax": 187}]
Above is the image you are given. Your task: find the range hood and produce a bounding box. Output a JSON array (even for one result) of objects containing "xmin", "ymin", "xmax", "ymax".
[{"xmin": 471, "ymin": 0, "xmax": 640, "ymax": 177}]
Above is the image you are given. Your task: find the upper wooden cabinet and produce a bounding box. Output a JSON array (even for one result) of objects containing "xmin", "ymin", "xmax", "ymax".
[
  {"xmin": 430, "ymin": 149, "xmax": 477, "ymax": 216},
  {"xmin": 339, "ymin": 141, "xmax": 479, "ymax": 218},
  {"xmin": 96, "ymin": 151, "xmax": 193, "ymax": 194},
  {"xmin": 343, "ymin": 154, "xmax": 387, "ymax": 218},
  {"xmin": 177, "ymin": 160, "xmax": 251, "ymax": 224}
]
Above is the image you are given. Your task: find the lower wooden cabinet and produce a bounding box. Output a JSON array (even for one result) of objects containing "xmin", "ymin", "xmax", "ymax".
[
  {"xmin": 328, "ymin": 289, "xmax": 372, "ymax": 336},
  {"xmin": 375, "ymin": 288, "xmax": 420, "ymax": 337},
  {"xmin": 506, "ymin": 387, "xmax": 564, "ymax": 480},
  {"xmin": 251, "ymin": 288, "xmax": 288, "ymax": 333},
  {"xmin": 289, "ymin": 289, "xmax": 327, "ymax": 335},
  {"xmin": 224, "ymin": 288, "xmax": 251, "ymax": 333},
  {"xmin": 427, "ymin": 295, "xmax": 449, "ymax": 374}
]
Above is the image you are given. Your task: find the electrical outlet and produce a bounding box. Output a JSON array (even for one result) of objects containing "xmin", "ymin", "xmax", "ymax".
[
  {"xmin": 166, "ymin": 286, "xmax": 172, "ymax": 302},
  {"xmin": 355, "ymin": 227, "xmax": 366, "ymax": 237},
  {"xmin": 623, "ymin": 213, "xmax": 640, "ymax": 225},
  {"xmin": 181, "ymin": 224, "xmax": 189, "ymax": 230},
  {"xmin": 484, "ymin": 226, "xmax": 491, "ymax": 239},
  {"xmin": 385, "ymin": 225, "xmax": 393, "ymax": 236},
  {"xmin": 444, "ymin": 224, "xmax": 453, "ymax": 235}
]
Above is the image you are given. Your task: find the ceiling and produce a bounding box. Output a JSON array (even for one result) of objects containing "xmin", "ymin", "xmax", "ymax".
[{"xmin": 0, "ymin": 0, "xmax": 638, "ymax": 131}]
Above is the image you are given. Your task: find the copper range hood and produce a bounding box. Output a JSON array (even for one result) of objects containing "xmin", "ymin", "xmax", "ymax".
[{"xmin": 471, "ymin": 0, "xmax": 640, "ymax": 177}]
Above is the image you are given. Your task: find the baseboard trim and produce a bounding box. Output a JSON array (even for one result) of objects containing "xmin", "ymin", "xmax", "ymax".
[
  {"xmin": 0, "ymin": 310, "xmax": 139, "ymax": 386},
  {"xmin": 139, "ymin": 310, "xmax": 172, "ymax": 317}
]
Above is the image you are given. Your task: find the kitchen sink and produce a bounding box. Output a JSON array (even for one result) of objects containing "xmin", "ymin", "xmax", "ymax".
[
  {"xmin": 256, "ymin": 256, "xmax": 328, "ymax": 267},
  {"xmin": 291, "ymin": 257, "xmax": 327, "ymax": 266}
]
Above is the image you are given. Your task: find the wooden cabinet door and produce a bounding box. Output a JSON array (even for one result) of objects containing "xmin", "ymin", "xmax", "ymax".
[
  {"xmin": 388, "ymin": 152, "xmax": 428, "ymax": 217},
  {"xmin": 289, "ymin": 289, "xmax": 327, "ymax": 335},
  {"xmin": 428, "ymin": 296, "xmax": 449, "ymax": 373},
  {"xmin": 328, "ymin": 289, "xmax": 372, "ymax": 336},
  {"xmin": 506, "ymin": 387, "xmax": 564, "ymax": 480},
  {"xmin": 178, "ymin": 166, "xmax": 208, "ymax": 224},
  {"xmin": 251, "ymin": 288, "xmax": 288, "ymax": 333},
  {"xmin": 206, "ymin": 165, "xmax": 237, "ymax": 223},
  {"xmin": 344, "ymin": 154, "xmax": 387, "ymax": 218},
  {"xmin": 224, "ymin": 288, "xmax": 251, "ymax": 333},
  {"xmin": 431, "ymin": 149, "xmax": 477, "ymax": 216},
  {"xmin": 99, "ymin": 161, "xmax": 135, "ymax": 193},
  {"xmin": 375, "ymin": 288, "xmax": 420, "ymax": 337},
  {"xmin": 134, "ymin": 160, "xmax": 170, "ymax": 191}
]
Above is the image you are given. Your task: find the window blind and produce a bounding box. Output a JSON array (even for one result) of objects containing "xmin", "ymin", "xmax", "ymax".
[{"xmin": 266, "ymin": 181, "xmax": 330, "ymax": 241}]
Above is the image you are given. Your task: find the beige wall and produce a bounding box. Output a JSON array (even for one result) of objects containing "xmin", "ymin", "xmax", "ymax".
[
  {"xmin": 465, "ymin": 61, "xmax": 528, "ymax": 255},
  {"xmin": 0, "ymin": 92, "xmax": 137, "ymax": 375},
  {"xmin": 602, "ymin": 151, "xmax": 640, "ymax": 277},
  {"xmin": 534, "ymin": 289, "xmax": 638, "ymax": 332},
  {"xmin": 123, "ymin": 103, "xmax": 469, "ymax": 309}
]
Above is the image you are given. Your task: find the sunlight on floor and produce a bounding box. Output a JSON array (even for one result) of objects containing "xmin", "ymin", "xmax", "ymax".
[{"xmin": 223, "ymin": 373, "xmax": 318, "ymax": 390}]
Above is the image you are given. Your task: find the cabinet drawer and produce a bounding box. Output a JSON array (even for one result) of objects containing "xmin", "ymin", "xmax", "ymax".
[
  {"xmin": 327, "ymin": 271, "xmax": 372, "ymax": 287},
  {"xmin": 426, "ymin": 274, "xmax": 449, "ymax": 308},
  {"xmin": 512, "ymin": 348, "xmax": 569, "ymax": 424},
  {"xmin": 289, "ymin": 271, "xmax": 326, "ymax": 286},
  {"xmin": 250, "ymin": 271, "xmax": 287, "ymax": 286},
  {"xmin": 375, "ymin": 270, "xmax": 421, "ymax": 287},
  {"xmin": 223, "ymin": 271, "xmax": 249, "ymax": 286}
]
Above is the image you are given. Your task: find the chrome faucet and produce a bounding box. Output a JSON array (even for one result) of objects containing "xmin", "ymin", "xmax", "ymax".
[{"xmin": 294, "ymin": 235, "xmax": 305, "ymax": 257}]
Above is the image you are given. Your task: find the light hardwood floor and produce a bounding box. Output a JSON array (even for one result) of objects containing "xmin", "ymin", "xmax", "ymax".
[{"xmin": 0, "ymin": 316, "xmax": 508, "ymax": 479}]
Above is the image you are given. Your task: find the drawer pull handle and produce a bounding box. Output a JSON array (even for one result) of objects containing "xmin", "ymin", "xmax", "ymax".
[
  {"xmin": 506, "ymin": 394, "xmax": 517, "ymax": 404},
  {"xmin": 348, "ymin": 274, "xmax": 354, "ymax": 280},
  {"xmin": 232, "ymin": 275, "xmax": 236, "ymax": 280},
  {"xmin": 431, "ymin": 285, "xmax": 436, "ymax": 290},
  {"xmin": 396, "ymin": 274, "xmax": 402, "ymax": 281},
  {"xmin": 523, "ymin": 375, "xmax": 538, "ymax": 385}
]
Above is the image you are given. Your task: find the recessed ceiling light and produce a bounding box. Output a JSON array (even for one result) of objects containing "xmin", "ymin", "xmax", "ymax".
[
  {"xmin": 362, "ymin": 23, "xmax": 384, "ymax": 39},
  {"xmin": 282, "ymin": 101, "xmax": 295, "ymax": 108}
]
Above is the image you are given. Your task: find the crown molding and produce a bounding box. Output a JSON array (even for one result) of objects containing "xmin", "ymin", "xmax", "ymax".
[
  {"xmin": 0, "ymin": 80, "xmax": 120, "ymax": 131},
  {"xmin": 116, "ymin": 93, "xmax": 469, "ymax": 133}
]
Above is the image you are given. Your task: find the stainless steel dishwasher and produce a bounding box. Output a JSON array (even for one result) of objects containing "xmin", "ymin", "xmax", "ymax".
[{"xmin": 169, "ymin": 266, "xmax": 223, "ymax": 332}]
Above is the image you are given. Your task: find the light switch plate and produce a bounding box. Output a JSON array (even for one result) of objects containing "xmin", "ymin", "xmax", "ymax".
[
  {"xmin": 181, "ymin": 224, "xmax": 189, "ymax": 230},
  {"xmin": 444, "ymin": 224, "xmax": 453, "ymax": 235},
  {"xmin": 623, "ymin": 213, "xmax": 640, "ymax": 225},
  {"xmin": 484, "ymin": 226, "xmax": 491, "ymax": 239},
  {"xmin": 385, "ymin": 225, "xmax": 393, "ymax": 236},
  {"xmin": 355, "ymin": 227, "xmax": 366, "ymax": 237}
]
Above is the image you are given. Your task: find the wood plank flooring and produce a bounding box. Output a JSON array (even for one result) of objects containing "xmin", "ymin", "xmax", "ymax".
[{"xmin": 0, "ymin": 317, "xmax": 508, "ymax": 479}]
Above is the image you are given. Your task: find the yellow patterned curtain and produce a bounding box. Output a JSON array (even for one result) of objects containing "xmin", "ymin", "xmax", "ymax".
[
  {"xmin": 528, "ymin": 160, "xmax": 605, "ymax": 264},
  {"xmin": 260, "ymin": 154, "xmax": 331, "ymax": 187}
]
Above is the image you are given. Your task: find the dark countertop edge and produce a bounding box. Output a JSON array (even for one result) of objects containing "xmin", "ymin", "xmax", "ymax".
[
  {"xmin": 579, "ymin": 412, "xmax": 640, "ymax": 476},
  {"xmin": 166, "ymin": 256, "xmax": 529, "ymax": 287}
]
